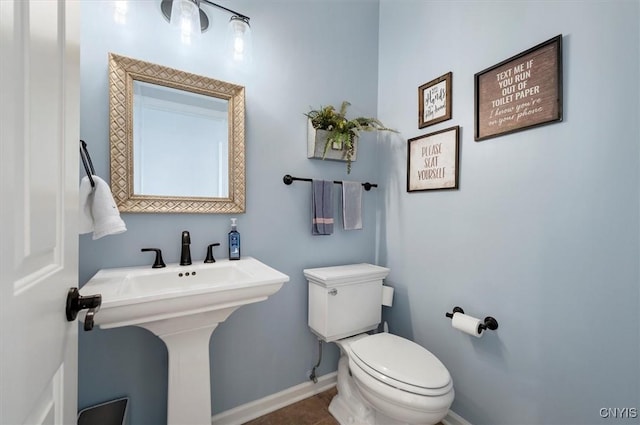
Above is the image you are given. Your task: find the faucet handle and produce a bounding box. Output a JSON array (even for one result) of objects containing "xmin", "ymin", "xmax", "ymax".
[
  {"xmin": 141, "ymin": 248, "xmax": 166, "ymax": 268},
  {"xmin": 204, "ymin": 243, "xmax": 220, "ymax": 263}
]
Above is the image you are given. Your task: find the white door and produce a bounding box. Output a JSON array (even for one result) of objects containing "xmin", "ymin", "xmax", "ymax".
[{"xmin": 0, "ymin": 0, "xmax": 80, "ymax": 424}]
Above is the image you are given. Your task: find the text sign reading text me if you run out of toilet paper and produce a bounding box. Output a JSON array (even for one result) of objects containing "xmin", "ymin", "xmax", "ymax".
[{"xmin": 475, "ymin": 35, "xmax": 563, "ymax": 141}]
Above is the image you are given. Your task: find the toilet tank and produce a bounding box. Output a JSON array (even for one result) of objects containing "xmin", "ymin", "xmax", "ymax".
[{"xmin": 305, "ymin": 263, "xmax": 390, "ymax": 342}]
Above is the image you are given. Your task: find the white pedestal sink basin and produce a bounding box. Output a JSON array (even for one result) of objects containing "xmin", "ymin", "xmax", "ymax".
[{"xmin": 80, "ymin": 257, "xmax": 289, "ymax": 425}]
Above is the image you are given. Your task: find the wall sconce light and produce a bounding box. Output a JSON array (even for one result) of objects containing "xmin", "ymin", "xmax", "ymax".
[
  {"xmin": 113, "ymin": 1, "xmax": 129, "ymax": 25},
  {"xmin": 160, "ymin": 0, "xmax": 252, "ymax": 65}
]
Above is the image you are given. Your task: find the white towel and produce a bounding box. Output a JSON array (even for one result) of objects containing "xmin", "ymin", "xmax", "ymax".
[
  {"xmin": 342, "ymin": 181, "xmax": 362, "ymax": 230},
  {"xmin": 79, "ymin": 175, "xmax": 127, "ymax": 240}
]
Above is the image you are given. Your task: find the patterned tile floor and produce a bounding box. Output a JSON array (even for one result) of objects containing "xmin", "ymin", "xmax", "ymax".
[{"xmin": 242, "ymin": 386, "xmax": 444, "ymax": 425}]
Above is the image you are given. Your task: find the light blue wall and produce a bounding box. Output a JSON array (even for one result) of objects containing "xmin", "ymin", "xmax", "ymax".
[
  {"xmin": 78, "ymin": 1, "xmax": 381, "ymax": 424},
  {"xmin": 81, "ymin": 1, "xmax": 640, "ymax": 425},
  {"xmin": 377, "ymin": 1, "xmax": 639, "ymax": 425}
]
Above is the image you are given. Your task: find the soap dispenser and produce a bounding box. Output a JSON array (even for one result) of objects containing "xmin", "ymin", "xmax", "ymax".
[{"xmin": 228, "ymin": 218, "xmax": 241, "ymax": 260}]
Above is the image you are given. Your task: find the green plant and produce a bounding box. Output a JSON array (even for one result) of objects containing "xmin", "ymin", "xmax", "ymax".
[{"xmin": 305, "ymin": 101, "xmax": 395, "ymax": 173}]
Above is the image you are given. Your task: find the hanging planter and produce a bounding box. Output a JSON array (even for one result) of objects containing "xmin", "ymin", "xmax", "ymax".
[
  {"xmin": 307, "ymin": 119, "xmax": 358, "ymax": 163},
  {"xmin": 305, "ymin": 101, "xmax": 396, "ymax": 174}
]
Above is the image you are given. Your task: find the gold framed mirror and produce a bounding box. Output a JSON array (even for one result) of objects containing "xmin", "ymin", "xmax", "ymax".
[{"xmin": 109, "ymin": 53, "xmax": 245, "ymax": 213}]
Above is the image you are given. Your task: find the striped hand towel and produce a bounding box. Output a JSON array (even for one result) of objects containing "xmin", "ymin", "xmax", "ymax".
[{"xmin": 312, "ymin": 180, "xmax": 334, "ymax": 235}]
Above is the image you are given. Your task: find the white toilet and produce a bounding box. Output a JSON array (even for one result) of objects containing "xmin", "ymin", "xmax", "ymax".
[{"xmin": 305, "ymin": 263, "xmax": 454, "ymax": 425}]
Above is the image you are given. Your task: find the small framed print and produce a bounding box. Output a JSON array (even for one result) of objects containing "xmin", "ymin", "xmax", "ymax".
[
  {"xmin": 407, "ymin": 125, "xmax": 460, "ymax": 192},
  {"xmin": 418, "ymin": 72, "xmax": 452, "ymax": 129}
]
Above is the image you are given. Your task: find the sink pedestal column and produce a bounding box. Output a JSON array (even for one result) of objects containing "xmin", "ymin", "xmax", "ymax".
[
  {"xmin": 142, "ymin": 308, "xmax": 237, "ymax": 425},
  {"xmin": 163, "ymin": 325, "xmax": 218, "ymax": 425}
]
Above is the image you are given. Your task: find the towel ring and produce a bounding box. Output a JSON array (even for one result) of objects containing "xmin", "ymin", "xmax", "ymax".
[{"xmin": 80, "ymin": 140, "xmax": 95, "ymax": 188}]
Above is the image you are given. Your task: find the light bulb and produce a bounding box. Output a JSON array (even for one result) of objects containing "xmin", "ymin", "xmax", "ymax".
[
  {"xmin": 170, "ymin": 0, "xmax": 201, "ymax": 45},
  {"xmin": 227, "ymin": 16, "xmax": 252, "ymax": 65},
  {"xmin": 113, "ymin": 0, "xmax": 128, "ymax": 25}
]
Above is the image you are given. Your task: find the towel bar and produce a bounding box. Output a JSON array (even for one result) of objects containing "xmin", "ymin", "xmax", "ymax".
[{"xmin": 282, "ymin": 174, "xmax": 377, "ymax": 191}]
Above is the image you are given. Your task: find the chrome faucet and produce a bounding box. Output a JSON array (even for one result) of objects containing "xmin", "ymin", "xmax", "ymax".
[{"xmin": 180, "ymin": 230, "xmax": 192, "ymax": 266}]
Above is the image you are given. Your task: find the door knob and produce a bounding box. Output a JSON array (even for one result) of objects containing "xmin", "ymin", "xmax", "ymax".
[{"xmin": 66, "ymin": 287, "xmax": 101, "ymax": 331}]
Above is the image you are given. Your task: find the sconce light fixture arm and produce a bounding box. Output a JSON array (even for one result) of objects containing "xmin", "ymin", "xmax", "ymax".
[{"xmin": 200, "ymin": 0, "xmax": 250, "ymax": 23}]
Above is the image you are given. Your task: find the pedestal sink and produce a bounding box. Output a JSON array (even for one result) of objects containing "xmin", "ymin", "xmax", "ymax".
[{"xmin": 80, "ymin": 257, "xmax": 289, "ymax": 425}]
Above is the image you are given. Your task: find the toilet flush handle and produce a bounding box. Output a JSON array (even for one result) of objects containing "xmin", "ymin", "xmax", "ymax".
[{"xmin": 328, "ymin": 288, "xmax": 338, "ymax": 296}]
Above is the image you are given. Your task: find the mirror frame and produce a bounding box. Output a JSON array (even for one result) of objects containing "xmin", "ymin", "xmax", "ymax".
[{"xmin": 108, "ymin": 53, "xmax": 245, "ymax": 213}]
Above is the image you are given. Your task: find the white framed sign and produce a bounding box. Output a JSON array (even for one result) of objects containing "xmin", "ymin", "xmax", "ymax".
[
  {"xmin": 418, "ymin": 72, "xmax": 452, "ymax": 128},
  {"xmin": 407, "ymin": 126, "xmax": 460, "ymax": 192}
]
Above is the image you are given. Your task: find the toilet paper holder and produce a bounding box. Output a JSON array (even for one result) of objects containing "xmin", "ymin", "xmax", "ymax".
[{"xmin": 445, "ymin": 306, "xmax": 499, "ymax": 332}]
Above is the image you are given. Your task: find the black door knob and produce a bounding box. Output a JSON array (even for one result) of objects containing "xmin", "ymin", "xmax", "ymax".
[{"xmin": 66, "ymin": 287, "xmax": 101, "ymax": 331}]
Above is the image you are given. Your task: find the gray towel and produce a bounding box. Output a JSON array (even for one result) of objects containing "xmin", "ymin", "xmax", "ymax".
[
  {"xmin": 312, "ymin": 180, "xmax": 334, "ymax": 235},
  {"xmin": 342, "ymin": 181, "xmax": 362, "ymax": 230}
]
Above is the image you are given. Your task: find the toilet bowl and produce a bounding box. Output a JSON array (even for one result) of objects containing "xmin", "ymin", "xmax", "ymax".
[
  {"xmin": 330, "ymin": 333, "xmax": 453, "ymax": 425},
  {"xmin": 304, "ymin": 263, "xmax": 454, "ymax": 425}
]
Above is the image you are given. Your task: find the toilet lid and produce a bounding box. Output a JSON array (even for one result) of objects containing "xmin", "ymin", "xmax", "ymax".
[{"xmin": 350, "ymin": 333, "xmax": 451, "ymax": 392}]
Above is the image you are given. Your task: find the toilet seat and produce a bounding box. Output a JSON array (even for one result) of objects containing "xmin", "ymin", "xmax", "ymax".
[{"xmin": 349, "ymin": 333, "xmax": 452, "ymax": 397}]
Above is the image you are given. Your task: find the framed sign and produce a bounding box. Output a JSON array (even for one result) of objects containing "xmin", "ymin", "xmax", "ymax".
[
  {"xmin": 419, "ymin": 72, "xmax": 452, "ymax": 128},
  {"xmin": 407, "ymin": 126, "xmax": 459, "ymax": 192},
  {"xmin": 474, "ymin": 35, "xmax": 562, "ymax": 141}
]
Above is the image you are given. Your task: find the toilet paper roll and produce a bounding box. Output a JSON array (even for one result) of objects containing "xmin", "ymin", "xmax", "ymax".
[
  {"xmin": 381, "ymin": 285, "xmax": 394, "ymax": 307},
  {"xmin": 451, "ymin": 312, "xmax": 483, "ymax": 338}
]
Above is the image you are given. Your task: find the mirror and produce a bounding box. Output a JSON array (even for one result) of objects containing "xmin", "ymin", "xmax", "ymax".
[
  {"xmin": 109, "ymin": 53, "xmax": 245, "ymax": 213},
  {"xmin": 132, "ymin": 81, "xmax": 230, "ymax": 198}
]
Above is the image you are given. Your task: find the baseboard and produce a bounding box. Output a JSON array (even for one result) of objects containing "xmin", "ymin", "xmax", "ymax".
[
  {"xmin": 442, "ymin": 410, "xmax": 473, "ymax": 425},
  {"xmin": 210, "ymin": 372, "xmax": 337, "ymax": 425}
]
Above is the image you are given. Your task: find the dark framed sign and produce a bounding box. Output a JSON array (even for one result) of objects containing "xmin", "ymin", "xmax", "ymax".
[
  {"xmin": 407, "ymin": 126, "xmax": 459, "ymax": 192},
  {"xmin": 418, "ymin": 72, "xmax": 452, "ymax": 128},
  {"xmin": 474, "ymin": 35, "xmax": 562, "ymax": 141}
]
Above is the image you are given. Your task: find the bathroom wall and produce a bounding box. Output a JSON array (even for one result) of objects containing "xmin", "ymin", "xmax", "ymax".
[
  {"xmin": 377, "ymin": 1, "xmax": 639, "ymax": 425},
  {"xmin": 78, "ymin": 1, "xmax": 381, "ymax": 423},
  {"xmin": 81, "ymin": 2, "xmax": 640, "ymax": 425}
]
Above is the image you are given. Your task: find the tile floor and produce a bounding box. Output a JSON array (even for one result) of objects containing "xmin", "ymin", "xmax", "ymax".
[
  {"xmin": 242, "ymin": 386, "xmax": 444, "ymax": 425},
  {"xmin": 243, "ymin": 387, "xmax": 339, "ymax": 425}
]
